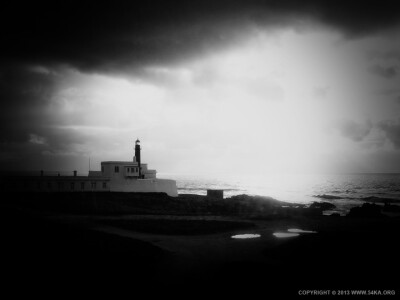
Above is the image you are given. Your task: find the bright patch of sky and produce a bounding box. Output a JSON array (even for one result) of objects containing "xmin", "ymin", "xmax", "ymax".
[{"xmin": 30, "ymin": 25, "xmax": 400, "ymax": 174}]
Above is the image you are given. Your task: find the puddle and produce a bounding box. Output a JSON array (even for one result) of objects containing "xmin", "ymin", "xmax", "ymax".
[
  {"xmin": 231, "ymin": 234, "xmax": 261, "ymax": 239},
  {"xmin": 273, "ymin": 232, "xmax": 299, "ymax": 238},
  {"xmin": 288, "ymin": 228, "xmax": 317, "ymax": 234}
]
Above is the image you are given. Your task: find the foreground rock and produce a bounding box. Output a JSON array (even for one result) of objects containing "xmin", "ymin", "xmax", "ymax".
[
  {"xmin": 347, "ymin": 203, "xmax": 383, "ymax": 218},
  {"xmin": 3, "ymin": 191, "xmax": 313, "ymax": 217},
  {"xmin": 309, "ymin": 201, "xmax": 336, "ymax": 210}
]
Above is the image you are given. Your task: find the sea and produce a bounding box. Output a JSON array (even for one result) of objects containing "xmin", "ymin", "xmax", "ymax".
[{"xmin": 159, "ymin": 173, "xmax": 400, "ymax": 215}]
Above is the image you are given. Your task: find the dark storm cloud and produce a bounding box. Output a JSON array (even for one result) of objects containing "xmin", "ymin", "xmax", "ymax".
[
  {"xmin": 0, "ymin": 68, "xmax": 40, "ymax": 166},
  {"xmin": 369, "ymin": 65, "xmax": 397, "ymax": 79},
  {"xmin": 338, "ymin": 120, "xmax": 372, "ymax": 142},
  {"xmin": 1, "ymin": 0, "xmax": 400, "ymax": 74},
  {"xmin": 0, "ymin": 64, "xmax": 57, "ymax": 143},
  {"xmin": 1, "ymin": 0, "xmax": 400, "ymax": 172},
  {"xmin": 379, "ymin": 120, "xmax": 400, "ymax": 148},
  {"xmin": 0, "ymin": 64, "xmax": 91, "ymax": 168}
]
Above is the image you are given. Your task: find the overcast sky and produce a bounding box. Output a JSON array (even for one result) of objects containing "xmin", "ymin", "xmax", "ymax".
[{"xmin": 1, "ymin": 0, "xmax": 400, "ymax": 174}]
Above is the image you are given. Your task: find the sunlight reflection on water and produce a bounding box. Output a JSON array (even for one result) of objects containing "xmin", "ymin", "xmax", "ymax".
[{"xmin": 162, "ymin": 173, "xmax": 400, "ymax": 215}]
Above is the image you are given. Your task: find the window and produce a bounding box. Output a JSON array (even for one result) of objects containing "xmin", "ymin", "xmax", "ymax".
[
  {"xmin": 81, "ymin": 182, "xmax": 85, "ymax": 190},
  {"xmin": 103, "ymin": 182, "xmax": 107, "ymax": 189},
  {"xmin": 70, "ymin": 182, "xmax": 74, "ymax": 190},
  {"xmin": 91, "ymin": 182, "xmax": 96, "ymax": 189},
  {"xmin": 114, "ymin": 166, "xmax": 119, "ymax": 173}
]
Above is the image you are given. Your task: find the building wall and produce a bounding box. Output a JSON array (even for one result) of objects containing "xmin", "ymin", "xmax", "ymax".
[
  {"xmin": 1, "ymin": 160, "xmax": 176, "ymax": 196},
  {"xmin": 109, "ymin": 178, "xmax": 178, "ymax": 197},
  {"xmin": 101, "ymin": 161, "xmax": 156, "ymax": 179},
  {"xmin": 2, "ymin": 176, "xmax": 111, "ymax": 192},
  {"xmin": 144, "ymin": 170, "xmax": 156, "ymax": 179},
  {"xmin": 101, "ymin": 161, "xmax": 140, "ymax": 179},
  {"xmin": 0, "ymin": 175, "xmax": 177, "ymax": 196},
  {"xmin": 100, "ymin": 161, "xmax": 176, "ymax": 196}
]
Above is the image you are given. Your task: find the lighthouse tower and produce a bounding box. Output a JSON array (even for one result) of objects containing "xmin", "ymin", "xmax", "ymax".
[
  {"xmin": 134, "ymin": 138, "xmax": 141, "ymax": 178},
  {"xmin": 4, "ymin": 137, "xmax": 178, "ymax": 196}
]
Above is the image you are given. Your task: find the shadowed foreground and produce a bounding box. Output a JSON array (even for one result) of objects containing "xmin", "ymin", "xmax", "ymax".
[{"xmin": 1, "ymin": 192, "xmax": 399, "ymax": 298}]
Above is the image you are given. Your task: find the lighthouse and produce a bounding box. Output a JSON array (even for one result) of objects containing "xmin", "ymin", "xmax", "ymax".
[
  {"xmin": 134, "ymin": 138, "xmax": 141, "ymax": 178},
  {"xmin": 2, "ymin": 138, "xmax": 178, "ymax": 196}
]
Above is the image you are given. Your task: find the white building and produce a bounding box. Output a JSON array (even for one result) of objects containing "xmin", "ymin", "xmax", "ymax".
[{"xmin": 1, "ymin": 139, "xmax": 178, "ymax": 197}]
